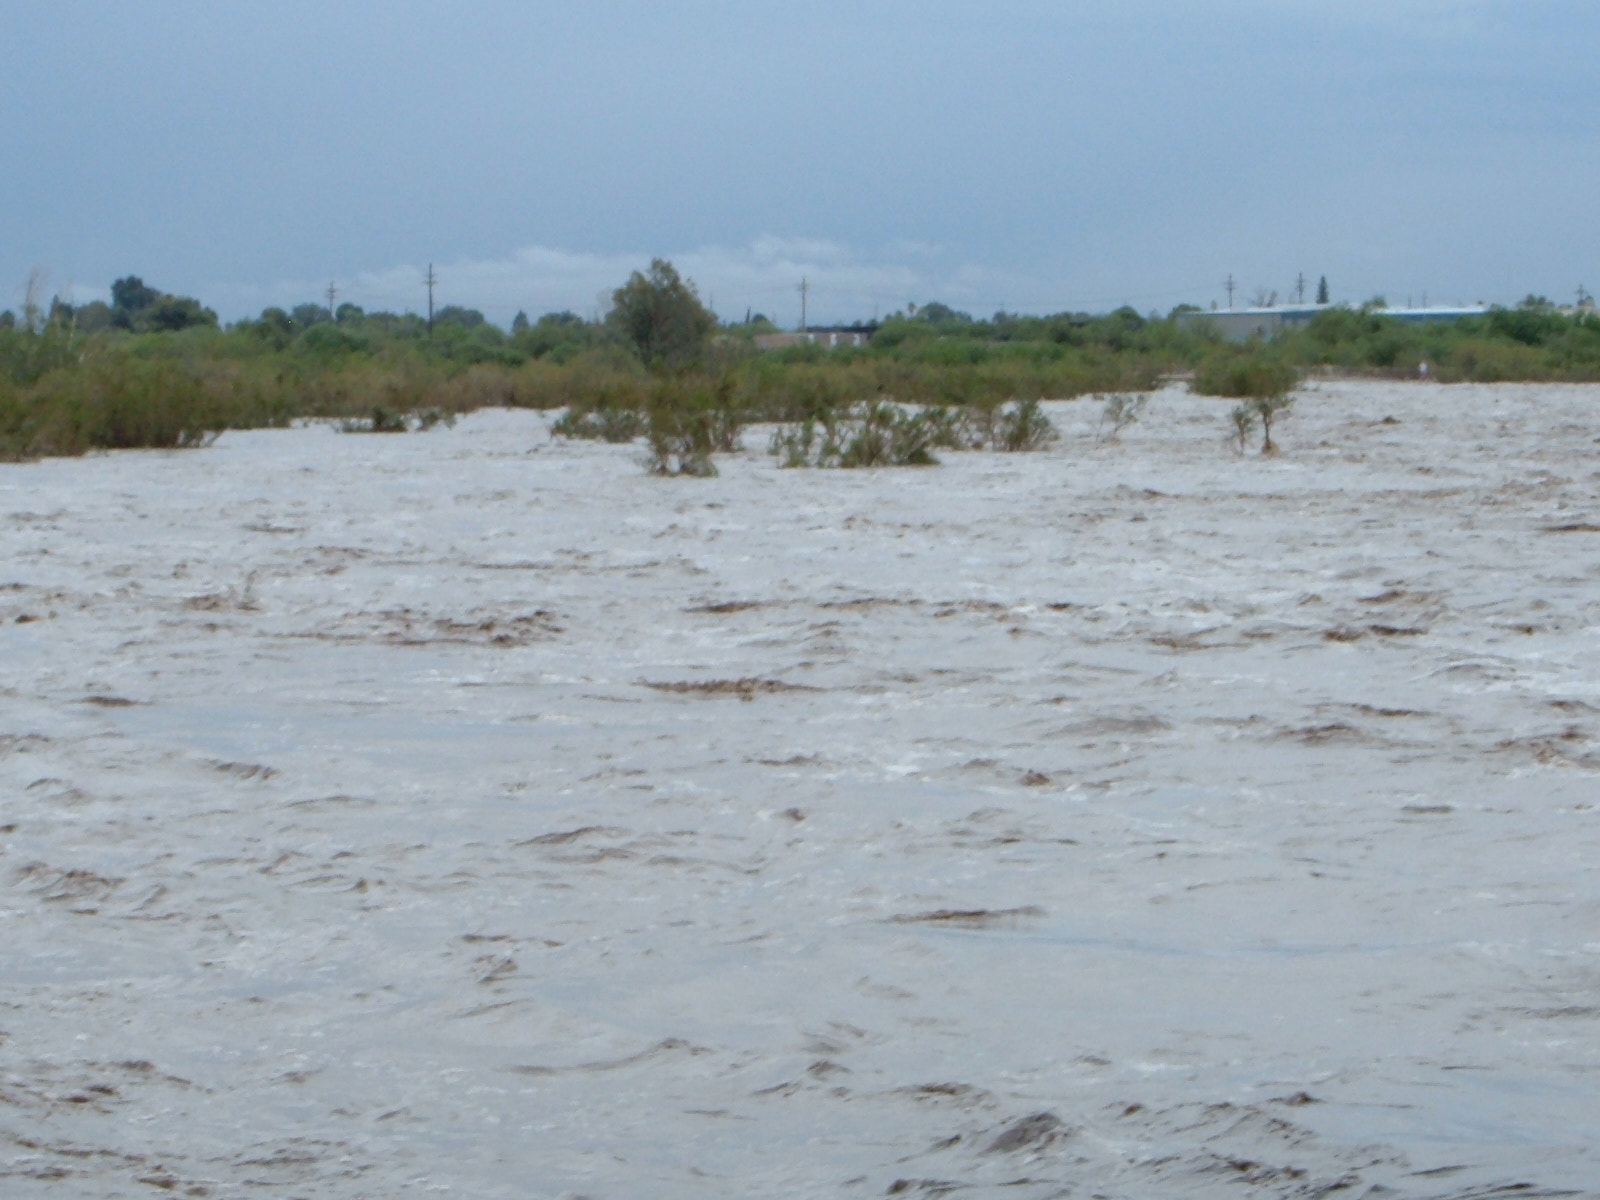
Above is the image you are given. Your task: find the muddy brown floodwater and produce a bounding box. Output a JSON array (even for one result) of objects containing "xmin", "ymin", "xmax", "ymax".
[{"xmin": 2, "ymin": 381, "xmax": 1598, "ymax": 1198}]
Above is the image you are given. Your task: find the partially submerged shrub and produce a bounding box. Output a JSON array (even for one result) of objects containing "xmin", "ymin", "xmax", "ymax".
[
  {"xmin": 840, "ymin": 401, "xmax": 939, "ymax": 467},
  {"xmin": 3, "ymin": 355, "xmax": 233, "ymax": 458},
  {"xmin": 550, "ymin": 404, "xmax": 646, "ymax": 443},
  {"xmin": 339, "ymin": 404, "xmax": 454, "ymax": 433},
  {"xmin": 946, "ymin": 398, "xmax": 1060, "ymax": 452},
  {"xmin": 992, "ymin": 398, "xmax": 1059, "ymax": 451},
  {"xmin": 769, "ymin": 418, "xmax": 840, "ymax": 468},
  {"xmin": 1097, "ymin": 393, "xmax": 1147, "ymax": 442},
  {"xmin": 1193, "ymin": 349, "xmax": 1297, "ymax": 454},
  {"xmin": 770, "ymin": 401, "xmax": 940, "ymax": 468},
  {"xmin": 642, "ymin": 373, "xmax": 745, "ymax": 477},
  {"xmin": 771, "ymin": 396, "xmax": 1055, "ymax": 466},
  {"xmin": 1192, "ymin": 349, "xmax": 1297, "ymax": 403},
  {"xmin": 1228, "ymin": 404, "xmax": 1256, "ymax": 453},
  {"xmin": 1243, "ymin": 393, "xmax": 1293, "ymax": 453}
]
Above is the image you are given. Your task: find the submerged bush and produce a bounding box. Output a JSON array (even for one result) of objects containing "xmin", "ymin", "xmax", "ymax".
[
  {"xmin": 1192, "ymin": 350, "xmax": 1298, "ymax": 402},
  {"xmin": 1193, "ymin": 349, "xmax": 1297, "ymax": 454},
  {"xmin": 550, "ymin": 403, "xmax": 647, "ymax": 443},
  {"xmin": 1, "ymin": 355, "xmax": 249, "ymax": 458},
  {"xmin": 338, "ymin": 405, "xmax": 455, "ymax": 434},
  {"xmin": 992, "ymin": 398, "xmax": 1059, "ymax": 451},
  {"xmin": 643, "ymin": 374, "xmax": 745, "ymax": 477},
  {"xmin": 771, "ymin": 396, "xmax": 1056, "ymax": 467},
  {"xmin": 770, "ymin": 402, "xmax": 940, "ymax": 468},
  {"xmin": 1097, "ymin": 393, "xmax": 1147, "ymax": 442}
]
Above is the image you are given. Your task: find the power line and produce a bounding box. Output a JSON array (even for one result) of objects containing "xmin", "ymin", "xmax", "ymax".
[
  {"xmin": 424, "ymin": 263, "xmax": 437, "ymax": 336},
  {"xmin": 325, "ymin": 281, "xmax": 338, "ymax": 321},
  {"xmin": 797, "ymin": 276, "xmax": 809, "ymax": 332},
  {"xmin": 1225, "ymin": 274, "xmax": 1236, "ymax": 309}
]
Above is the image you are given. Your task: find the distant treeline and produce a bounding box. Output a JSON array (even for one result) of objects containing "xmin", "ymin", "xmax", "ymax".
[{"xmin": 2, "ymin": 262, "xmax": 1599, "ymax": 460}]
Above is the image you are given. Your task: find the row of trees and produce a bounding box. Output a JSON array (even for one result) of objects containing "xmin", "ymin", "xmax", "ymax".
[
  {"xmin": 41, "ymin": 276, "xmax": 219, "ymax": 335},
  {"xmin": 5, "ymin": 257, "xmax": 1600, "ymax": 461},
  {"xmin": 15, "ymin": 264, "xmax": 1599, "ymax": 379}
]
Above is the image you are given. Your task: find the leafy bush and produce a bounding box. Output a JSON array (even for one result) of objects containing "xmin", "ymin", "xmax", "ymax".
[
  {"xmin": 2, "ymin": 356, "xmax": 232, "ymax": 458},
  {"xmin": 643, "ymin": 374, "xmax": 745, "ymax": 476},
  {"xmin": 550, "ymin": 404, "xmax": 646, "ymax": 443},
  {"xmin": 993, "ymin": 398, "xmax": 1058, "ymax": 451},
  {"xmin": 338, "ymin": 405, "xmax": 455, "ymax": 433},
  {"xmin": 1097, "ymin": 393, "xmax": 1147, "ymax": 442},
  {"xmin": 1193, "ymin": 349, "xmax": 1297, "ymax": 454},
  {"xmin": 771, "ymin": 402, "xmax": 940, "ymax": 468},
  {"xmin": 771, "ymin": 396, "xmax": 1056, "ymax": 467},
  {"xmin": 1192, "ymin": 350, "xmax": 1298, "ymax": 401}
]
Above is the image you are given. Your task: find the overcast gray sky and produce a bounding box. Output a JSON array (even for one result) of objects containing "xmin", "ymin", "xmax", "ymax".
[{"xmin": 4, "ymin": 1, "xmax": 1596, "ymax": 325}]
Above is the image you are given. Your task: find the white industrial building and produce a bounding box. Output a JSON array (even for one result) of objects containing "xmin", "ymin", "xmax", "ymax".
[{"xmin": 1176, "ymin": 304, "xmax": 1489, "ymax": 342}]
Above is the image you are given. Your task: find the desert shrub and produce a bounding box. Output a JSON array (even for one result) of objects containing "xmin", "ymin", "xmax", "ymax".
[
  {"xmin": 837, "ymin": 402, "xmax": 938, "ymax": 467},
  {"xmin": 0, "ymin": 317, "xmax": 83, "ymax": 387},
  {"xmin": 550, "ymin": 404, "xmax": 646, "ymax": 443},
  {"xmin": 769, "ymin": 419, "xmax": 839, "ymax": 468},
  {"xmin": 993, "ymin": 398, "xmax": 1059, "ymax": 451},
  {"xmin": 771, "ymin": 401, "xmax": 940, "ymax": 468},
  {"xmin": 1192, "ymin": 349, "xmax": 1298, "ymax": 401},
  {"xmin": 1245, "ymin": 393, "xmax": 1293, "ymax": 453},
  {"xmin": 339, "ymin": 404, "xmax": 455, "ymax": 433},
  {"xmin": 642, "ymin": 373, "xmax": 745, "ymax": 477},
  {"xmin": 1228, "ymin": 404, "xmax": 1256, "ymax": 453},
  {"xmin": 3, "ymin": 355, "xmax": 233, "ymax": 458},
  {"xmin": 1097, "ymin": 393, "xmax": 1147, "ymax": 442},
  {"xmin": 1193, "ymin": 348, "xmax": 1297, "ymax": 454},
  {"xmin": 771, "ymin": 396, "xmax": 1055, "ymax": 466},
  {"xmin": 940, "ymin": 397, "xmax": 1060, "ymax": 452}
]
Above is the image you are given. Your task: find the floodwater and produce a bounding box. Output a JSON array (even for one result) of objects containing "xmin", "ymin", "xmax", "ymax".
[{"xmin": 2, "ymin": 381, "xmax": 1597, "ymax": 1198}]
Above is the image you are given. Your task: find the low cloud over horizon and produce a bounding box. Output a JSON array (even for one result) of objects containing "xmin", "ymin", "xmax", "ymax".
[
  {"xmin": 46, "ymin": 233, "xmax": 1505, "ymax": 331},
  {"xmin": 60, "ymin": 236, "xmax": 1220, "ymax": 328},
  {"xmin": 6, "ymin": 2, "xmax": 1596, "ymax": 324}
]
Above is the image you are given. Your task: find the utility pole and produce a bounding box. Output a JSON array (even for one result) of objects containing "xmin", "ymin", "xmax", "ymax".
[
  {"xmin": 424, "ymin": 263, "xmax": 437, "ymax": 336},
  {"xmin": 1578, "ymin": 283, "xmax": 1592, "ymax": 308},
  {"xmin": 797, "ymin": 277, "xmax": 809, "ymax": 332},
  {"xmin": 1295, "ymin": 273, "xmax": 1306, "ymax": 305},
  {"xmin": 1225, "ymin": 274, "xmax": 1236, "ymax": 309},
  {"xmin": 326, "ymin": 281, "xmax": 338, "ymax": 322}
]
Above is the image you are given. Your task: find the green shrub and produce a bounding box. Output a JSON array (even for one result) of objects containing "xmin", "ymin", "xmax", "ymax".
[
  {"xmin": 643, "ymin": 373, "xmax": 745, "ymax": 477},
  {"xmin": 1193, "ymin": 349, "xmax": 1297, "ymax": 454},
  {"xmin": 994, "ymin": 398, "xmax": 1058, "ymax": 451},
  {"xmin": 338, "ymin": 404, "xmax": 457, "ymax": 434},
  {"xmin": 3, "ymin": 356, "xmax": 232, "ymax": 458},
  {"xmin": 1192, "ymin": 350, "xmax": 1298, "ymax": 401},
  {"xmin": 551, "ymin": 404, "xmax": 646, "ymax": 442},
  {"xmin": 1096, "ymin": 393, "xmax": 1147, "ymax": 442},
  {"xmin": 770, "ymin": 401, "xmax": 940, "ymax": 468}
]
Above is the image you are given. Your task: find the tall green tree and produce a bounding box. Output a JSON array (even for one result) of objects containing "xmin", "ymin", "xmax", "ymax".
[
  {"xmin": 1316, "ymin": 275, "xmax": 1329, "ymax": 305},
  {"xmin": 110, "ymin": 276, "xmax": 162, "ymax": 328},
  {"xmin": 609, "ymin": 259, "xmax": 714, "ymax": 370}
]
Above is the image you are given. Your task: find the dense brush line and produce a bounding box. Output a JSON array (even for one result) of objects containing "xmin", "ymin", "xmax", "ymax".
[{"xmin": 3, "ymin": 288, "xmax": 1599, "ymax": 460}]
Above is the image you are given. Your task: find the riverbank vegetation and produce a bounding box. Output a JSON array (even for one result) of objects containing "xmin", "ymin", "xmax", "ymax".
[{"xmin": 2, "ymin": 263, "xmax": 1598, "ymax": 461}]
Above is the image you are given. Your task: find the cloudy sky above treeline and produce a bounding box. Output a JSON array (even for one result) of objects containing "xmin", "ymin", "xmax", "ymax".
[{"xmin": 5, "ymin": 1, "xmax": 1596, "ymax": 325}]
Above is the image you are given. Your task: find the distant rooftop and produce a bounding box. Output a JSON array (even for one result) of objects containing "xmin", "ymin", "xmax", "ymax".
[{"xmin": 1175, "ymin": 304, "xmax": 1490, "ymax": 342}]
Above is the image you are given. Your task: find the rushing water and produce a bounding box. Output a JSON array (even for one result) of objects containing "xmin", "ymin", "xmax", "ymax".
[{"xmin": 2, "ymin": 382, "xmax": 1598, "ymax": 1197}]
